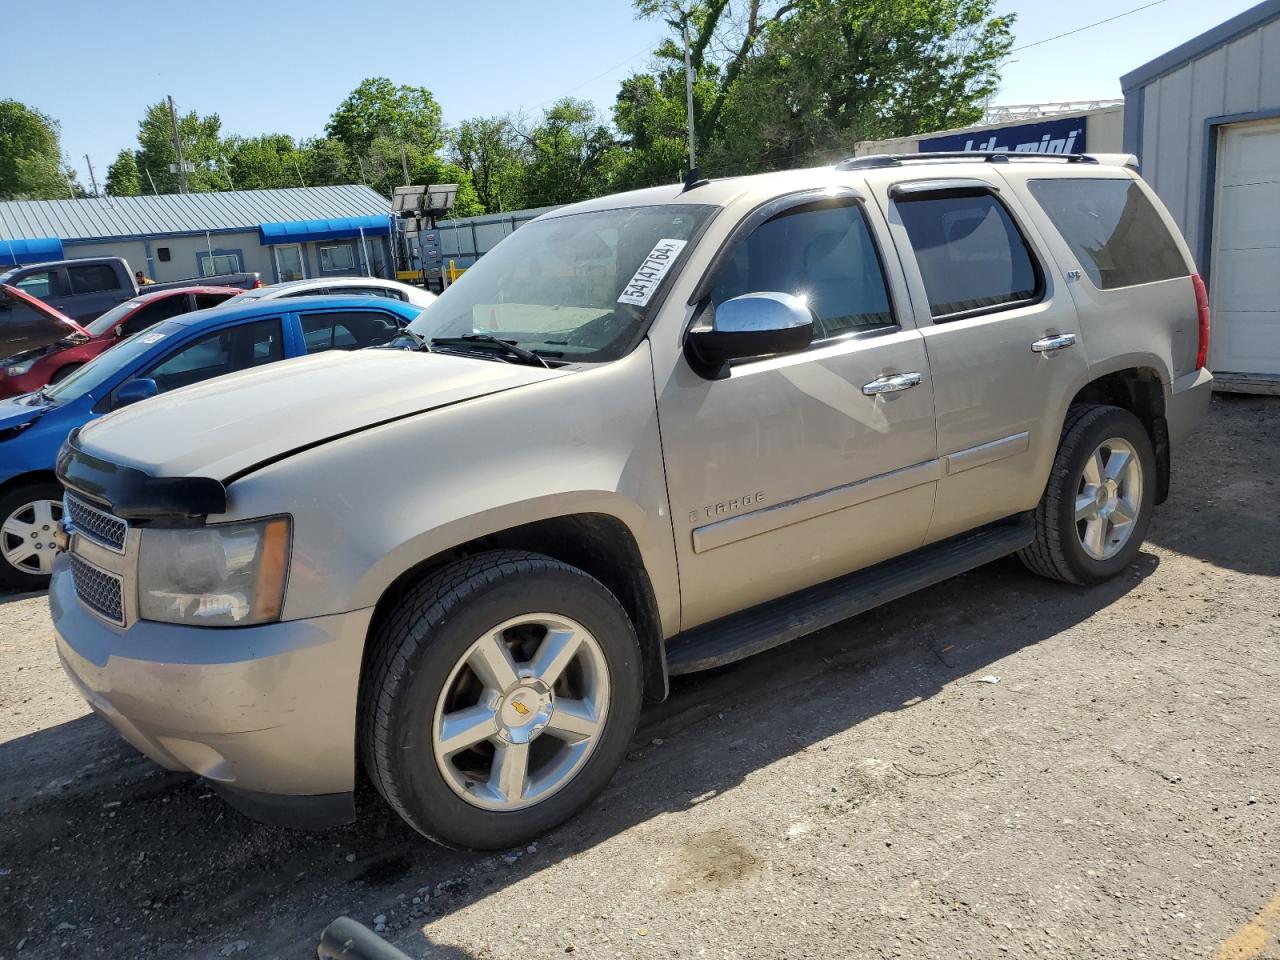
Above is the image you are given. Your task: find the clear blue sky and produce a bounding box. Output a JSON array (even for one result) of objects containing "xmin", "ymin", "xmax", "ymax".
[{"xmin": 0, "ymin": 0, "xmax": 1264, "ymax": 190}]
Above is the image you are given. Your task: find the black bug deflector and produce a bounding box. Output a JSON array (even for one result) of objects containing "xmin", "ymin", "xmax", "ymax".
[{"xmin": 56, "ymin": 429, "xmax": 227, "ymax": 525}]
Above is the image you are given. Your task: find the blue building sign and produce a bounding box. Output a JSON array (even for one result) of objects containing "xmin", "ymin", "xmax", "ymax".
[{"xmin": 920, "ymin": 116, "xmax": 1086, "ymax": 154}]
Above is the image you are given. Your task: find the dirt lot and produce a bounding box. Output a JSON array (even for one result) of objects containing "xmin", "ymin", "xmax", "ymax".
[{"xmin": 1, "ymin": 395, "xmax": 1278, "ymax": 960}]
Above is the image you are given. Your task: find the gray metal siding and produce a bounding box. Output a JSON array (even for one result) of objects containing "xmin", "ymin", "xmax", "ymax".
[
  {"xmin": 1127, "ymin": 12, "xmax": 1280, "ymax": 269},
  {"xmin": 0, "ymin": 185, "xmax": 390, "ymax": 243}
]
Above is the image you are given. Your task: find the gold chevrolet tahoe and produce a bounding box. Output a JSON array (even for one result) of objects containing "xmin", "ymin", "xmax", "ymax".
[{"xmin": 49, "ymin": 153, "xmax": 1213, "ymax": 848}]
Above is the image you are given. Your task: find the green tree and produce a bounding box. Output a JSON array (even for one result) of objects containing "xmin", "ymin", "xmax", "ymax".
[
  {"xmin": 298, "ymin": 137, "xmax": 351, "ymax": 187},
  {"xmin": 0, "ymin": 100, "xmax": 75, "ymax": 200},
  {"xmin": 451, "ymin": 116, "xmax": 525, "ymax": 213},
  {"xmin": 326, "ymin": 78, "xmax": 444, "ymax": 158},
  {"xmin": 134, "ymin": 100, "xmax": 225, "ymax": 193},
  {"xmin": 517, "ymin": 99, "xmax": 616, "ymax": 207},
  {"xmin": 224, "ymin": 133, "xmax": 312, "ymax": 190},
  {"xmin": 104, "ymin": 149, "xmax": 142, "ymax": 196}
]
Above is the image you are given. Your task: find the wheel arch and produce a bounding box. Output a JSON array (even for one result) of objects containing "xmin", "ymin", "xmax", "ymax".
[
  {"xmin": 1069, "ymin": 364, "xmax": 1170, "ymax": 503},
  {"xmin": 362, "ymin": 511, "xmax": 670, "ymax": 704},
  {"xmin": 0, "ymin": 469, "xmax": 61, "ymax": 500}
]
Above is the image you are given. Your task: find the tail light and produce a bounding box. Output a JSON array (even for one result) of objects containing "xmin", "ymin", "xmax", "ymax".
[
  {"xmin": 253, "ymin": 277, "xmax": 264, "ymax": 289},
  {"xmin": 1192, "ymin": 273, "xmax": 1211, "ymax": 370}
]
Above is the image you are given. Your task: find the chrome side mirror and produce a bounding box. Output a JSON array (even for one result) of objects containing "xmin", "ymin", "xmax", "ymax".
[{"xmin": 685, "ymin": 292, "xmax": 815, "ymax": 378}]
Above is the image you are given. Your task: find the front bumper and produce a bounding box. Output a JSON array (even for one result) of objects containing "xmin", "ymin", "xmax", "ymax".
[
  {"xmin": 1167, "ymin": 367, "xmax": 1214, "ymax": 447},
  {"xmin": 51, "ymin": 557, "xmax": 374, "ymax": 820}
]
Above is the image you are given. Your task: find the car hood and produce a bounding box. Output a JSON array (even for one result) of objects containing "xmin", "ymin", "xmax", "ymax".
[
  {"xmin": 0, "ymin": 393, "xmax": 50, "ymax": 433},
  {"xmin": 0, "ymin": 285, "xmax": 91, "ymax": 351},
  {"xmin": 75, "ymin": 349, "xmax": 570, "ymax": 481}
]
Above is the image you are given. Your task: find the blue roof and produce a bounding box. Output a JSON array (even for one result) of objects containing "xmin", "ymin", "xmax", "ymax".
[
  {"xmin": 0, "ymin": 185, "xmax": 391, "ymax": 243},
  {"xmin": 0, "ymin": 236, "xmax": 64, "ymax": 266},
  {"xmin": 259, "ymin": 214, "xmax": 392, "ymax": 244},
  {"xmin": 169, "ymin": 294, "xmax": 423, "ymax": 328}
]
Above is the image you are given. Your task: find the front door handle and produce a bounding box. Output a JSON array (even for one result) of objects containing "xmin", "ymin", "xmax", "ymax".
[
  {"xmin": 1031, "ymin": 333, "xmax": 1077, "ymax": 353},
  {"xmin": 862, "ymin": 371, "xmax": 922, "ymax": 396}
]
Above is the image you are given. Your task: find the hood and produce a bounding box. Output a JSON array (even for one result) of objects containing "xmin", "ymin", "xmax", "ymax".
[
  {"xmin": 76, "ymin": 349, "xmax": 569, "ymax": 480},
  {"xmin": 0, "ymin": 393, "xmax": 50, "ymax": 436},
  {"xmin": 0, "ymin": 285, "xmax": 91, "ymax": 344}
]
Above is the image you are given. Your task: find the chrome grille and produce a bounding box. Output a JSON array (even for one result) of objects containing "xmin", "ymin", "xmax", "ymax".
[
  {"xmin": 65, "ymin": 494, "xmax": 127, "ymax": 553},
  {"xmin": 69, "ymin": 554, "xmax": 125, "ymax": 626}
]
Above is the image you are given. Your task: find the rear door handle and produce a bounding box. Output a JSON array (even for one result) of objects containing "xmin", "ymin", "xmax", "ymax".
[
  {"xmin": 1031, "ymin": 333, "xmax": 1077, "ymax": 353},
  {"xmin": 862, "ymin": 371, "xmax": 922, "ymax": 396}
]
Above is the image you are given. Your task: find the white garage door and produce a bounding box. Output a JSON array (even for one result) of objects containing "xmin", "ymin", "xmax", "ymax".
[{"xmin": 1210, "ymin": 118, "xmax": 1280, "ymax": 376}]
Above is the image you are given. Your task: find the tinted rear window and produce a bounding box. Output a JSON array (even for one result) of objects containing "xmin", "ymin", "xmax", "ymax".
[
  {"xmin": 896, "ymin": 191, "xmax": 1039, "ymax": 320},
  {"xmin": 1027, "ymin": 178, "xmax": 1188, "ymax": 289}
]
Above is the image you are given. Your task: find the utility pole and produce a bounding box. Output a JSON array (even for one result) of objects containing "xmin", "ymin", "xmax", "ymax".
[
  {"xmin": 167, "ymin": 95, "xmax": 189, "ymax": 194},
  {"xmin": 681, "ymin": 14, "xmax": 697, "ymax": 172},
  {"xmin": 84, "ymin": 154, "xmax": 100, "ymax": 197},
  {"xmin": 219, "ymin": 155, "xmax": 235, "ymax": 191},
  {"xmin": 399, "ymin": 143, "xmax": 411, "ymax": 186},
  {"xmin": 145, "ymin": 168, "xmax": 159, "ymax": 195},
  {"xmin": 293, "ymin": 158, "xmax": 306, "ymax": 188},
  {"xmin": 62, "ymin": 168, "xmax": 76, "ymax": 200}
]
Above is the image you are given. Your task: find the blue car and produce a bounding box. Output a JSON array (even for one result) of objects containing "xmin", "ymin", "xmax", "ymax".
[{"xmin": 0, "ymin": 295, "xmax": 422, "ymax": 589}]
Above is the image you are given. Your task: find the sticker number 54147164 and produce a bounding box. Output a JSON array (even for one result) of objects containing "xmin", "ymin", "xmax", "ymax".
[{"xmin": 617, "ymin": 238, "xmax": 689, "ymax": 307}]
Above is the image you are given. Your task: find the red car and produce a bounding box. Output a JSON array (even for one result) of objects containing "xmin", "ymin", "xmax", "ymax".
[{"xmin": 0, "ymin": 285, "xmax": 241, "ymax": 398}]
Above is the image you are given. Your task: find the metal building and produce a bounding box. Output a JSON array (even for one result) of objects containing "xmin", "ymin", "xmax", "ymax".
[
  {"xmin": 1123, "ymin": 0, "xmax": 1280, "ymax": 392},
  {"xmin": 0, "ymin": 185, "xmax": 395, "ymax": 285}
]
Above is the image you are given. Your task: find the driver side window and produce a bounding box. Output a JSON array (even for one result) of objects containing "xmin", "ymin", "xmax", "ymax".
[
  {"xmin": 142, "ymin": 319, "xmax": 283, "ymax": 394},
  {"xmin": 711, "ymin": 200, "xmax": 896, "ymax": 341},
  {"xmin": 120, "ymin": 296, "xmax": 190, "ymax": 337}
]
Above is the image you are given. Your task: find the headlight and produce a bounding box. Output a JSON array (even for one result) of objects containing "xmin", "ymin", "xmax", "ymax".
[
  {"xmin": 137, "ymin": 516, "xmax": 291, "ymax": 626},
  {"xmin": 6, "ymin": 359, "xmax": 36, "ymax": 376}
]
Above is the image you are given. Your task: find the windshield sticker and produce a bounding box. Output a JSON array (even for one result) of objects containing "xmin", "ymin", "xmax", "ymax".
[
  {"xmin": 617, "ymin": 238, "xmax": 689, "ymax": 307},
  {"xmin": 139, "ymin": 333, "xmax": 167, "ymax": 344}
]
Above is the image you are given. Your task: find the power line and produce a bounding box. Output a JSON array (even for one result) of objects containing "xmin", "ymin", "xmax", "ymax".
[
  {"xmin": 537, "ymin": 44, "xmax": 657, "ymax": 109},
  {"xmin": 1011, "ymin": 0, "xmax": 1168, "ymax": 53}
]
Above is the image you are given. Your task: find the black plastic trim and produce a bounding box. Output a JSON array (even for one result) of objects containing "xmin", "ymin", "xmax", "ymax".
[
  {"xmin": 56, "ymin": 429, "xmax": 226, "ymax": 523},
  {"xmin": 664, "ymin": 514, "xmax": 1035, "ymax": 675},
  {"xmin": 216, "ymin": 783, "xmax": 356, "ymax": 830}
]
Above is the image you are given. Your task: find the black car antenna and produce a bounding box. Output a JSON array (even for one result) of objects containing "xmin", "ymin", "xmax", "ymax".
[{"xmin": 682, "ymin": 166, "xmax": 709, "ymax": 192}]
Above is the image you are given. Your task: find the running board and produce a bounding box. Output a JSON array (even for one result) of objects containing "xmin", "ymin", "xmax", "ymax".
[{"xmin": 664, "ymin": 514, "xmax": 1035, "ymax": 675}]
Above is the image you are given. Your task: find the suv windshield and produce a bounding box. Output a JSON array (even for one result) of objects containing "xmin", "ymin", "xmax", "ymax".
[
  {"xmin": 408, "ymin": 203, "xmax": 715, "ymax": 362},
  {"xmin": 44, "ymin": 321, "xmax": 184, "ymax": 403}
]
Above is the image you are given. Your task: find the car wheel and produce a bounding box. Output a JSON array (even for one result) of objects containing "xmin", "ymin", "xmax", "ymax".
[
  {"xmin": 1019, "ymin": 404, "xmax": 1156, "ymax": 586},
  {"xmin": 360, "ymin": 550, "xmax": 643, "ymax": 849},
  {"xmin": 49, "ymin": 363, "xmax": 82, "ymax": 384},
  {"xmin": 0, "ymin": 481, "xmax": 64, "ymax": 590}
]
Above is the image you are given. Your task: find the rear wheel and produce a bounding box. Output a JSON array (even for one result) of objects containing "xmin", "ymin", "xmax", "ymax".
[
  {"xmin": 0, "ymin": 481, "xmax": 64, "ymax": 590},
  {"xmin": 1019, "ymin": 405, "xmax": 1156, "ymax": 585},
  {"xmin": 360, "ymin": 550, "xmax": 643, "ymax": 849}
]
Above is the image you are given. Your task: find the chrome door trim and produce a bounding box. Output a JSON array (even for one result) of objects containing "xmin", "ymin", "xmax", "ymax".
[
  {"xmin": 691, "ymin": 458, "xmax": 942, "ymax": 554},
  {"xmin": 943, "ymin": 431, "xmax": 1031, "ymax": 476}
]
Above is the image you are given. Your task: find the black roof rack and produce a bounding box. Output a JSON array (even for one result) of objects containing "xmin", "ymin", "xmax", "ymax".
[{"xmin": 835, "ymin": 151, "xmax": 1099, "ymax": 170}]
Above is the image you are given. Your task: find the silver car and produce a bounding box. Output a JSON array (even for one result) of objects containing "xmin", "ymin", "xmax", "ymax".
[{"xmin": 50, "ymin": 153, "xmax": 1212, "ymax": 848}]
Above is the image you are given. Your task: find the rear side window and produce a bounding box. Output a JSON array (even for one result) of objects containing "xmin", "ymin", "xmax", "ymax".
[
  {"xmin": 68, "ymin": 263, "xmax": 120, "ymax": 294},
  {"xmin": 14, "ymin": 270, "xmax": 61, "ymax": 298},
  {"xmin": 711, "ymin": 199, "xmax": 895, "ymax": 340},
  {"xmin": 1027, "ymin": 178, "xmax": 1188, "ymax": 289},
  {"xmin": 896, "ymin": 191, "xmax": 1039, "ymax": 320},
  {"xmin": 300, "ymin": 310, "xmax": 403, "ymax": 353}
]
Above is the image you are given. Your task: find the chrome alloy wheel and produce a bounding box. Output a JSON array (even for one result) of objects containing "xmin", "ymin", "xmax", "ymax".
[
  {"xmin": 432, "ymin": 613, "xmax": 611, "ymax": 812},
  {"xmin": 1, "ymin": 498, "xmax": 63, "ymax": 576},
  {"xmin": 1075, "ymin": 437, "xmax": 1143, "ymax": 561}
]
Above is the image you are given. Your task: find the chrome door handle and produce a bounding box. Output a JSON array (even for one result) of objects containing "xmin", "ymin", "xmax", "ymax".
[
  {"xmin": 1031, "ymin": 333, "xmax": 1077, "ymax": 353},
  {"xmin": 862, "ymin": 371, "xmax": 922, "ymax": 396}
]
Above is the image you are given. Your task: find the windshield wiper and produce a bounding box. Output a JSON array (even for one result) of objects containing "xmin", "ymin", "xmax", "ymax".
[{"xmin": 429, "ymin": 334, "xmax": 553, "ymax": 368}]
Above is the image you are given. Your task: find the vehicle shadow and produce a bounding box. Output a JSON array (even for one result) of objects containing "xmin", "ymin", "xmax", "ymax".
[
  {"xmin": 0, "ymin": 553, "xmax": 1155, "ymax": 960},
  {"xmin": 1142, "ymin": 392, "xmax": 1280, "ymax": 576},
  {"xmin": 0, "ymin": 586, "xmax": 46, "ymax": 608}
]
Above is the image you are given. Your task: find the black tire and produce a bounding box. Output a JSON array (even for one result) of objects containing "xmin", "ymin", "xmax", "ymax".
[
  {"xmin": 49, "ymin": 363, "xmax": 82, "ymax": 384},
  {"xmin": 0, "ymin": 480, "xmax": 64, "ymax": 591},
  {"xmin": 1019, "ymin": 404, "xmax": 1156, "ymax": 586},
  {"xmin": 359, "ymin": 550, "xmax": 643, "ymax": 849}
]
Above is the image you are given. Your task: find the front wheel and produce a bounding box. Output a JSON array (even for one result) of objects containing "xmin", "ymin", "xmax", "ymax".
[
  {"xmin": 360, "ymin": 551, "xmax": 643, "ymax": 849},
  {"xmin": 49, "ymin": 363, "xmax": 82, "ymax": 384},
  {"xmin": 0, "ymin": 481, "xmax": 64, "ymax": 591},
  {"xmin": 1019, "ymin": 405, "xmax": 1156, "ymax": 585}
]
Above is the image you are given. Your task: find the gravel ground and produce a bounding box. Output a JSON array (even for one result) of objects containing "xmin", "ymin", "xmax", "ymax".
[{"xmin": 1, "ymin": 394, "xmax": 1277, "ymax": 960}]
